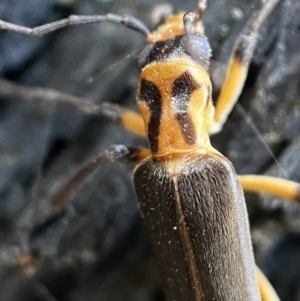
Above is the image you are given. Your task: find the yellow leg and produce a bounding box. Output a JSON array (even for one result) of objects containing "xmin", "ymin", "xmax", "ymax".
[
  {"xmin": 0, "ymin": 79, "xmax": 146, "ymax": 137},
  {"xmin": 238, "ymin": 175, "xmax": 300, "ymax": 203},
  {"xmin": 209, "ymin": 0, "xmax": 280, "ymax": 134},
  {"xmin": 256, "ymin": 266, "xmax": 280, "ymax": 301},
  {"xmin": 120, "ymin": 109, "xmax": 146, "ymax": 137},
  {"xmin": 99, "ymin": 102, "xmax": 146, "ymax": 137},
  {"xmin": 211, "ymin": 57, "xmax": 246, "ymax": 133}
]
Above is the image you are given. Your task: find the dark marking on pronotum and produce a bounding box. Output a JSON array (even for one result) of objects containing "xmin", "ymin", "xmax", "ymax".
[
  {"xmin": 171, "ymin": 71, "xmax": 199, "ymax": 144},
  {"xmin": 139, "ymin": 79, "xmax": 162, "ymax": 153}
]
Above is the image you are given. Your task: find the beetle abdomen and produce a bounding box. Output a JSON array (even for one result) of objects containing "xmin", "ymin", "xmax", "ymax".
[{"xmin": 133, "ymin": 155, "xmax": 260, "ymax": 301}]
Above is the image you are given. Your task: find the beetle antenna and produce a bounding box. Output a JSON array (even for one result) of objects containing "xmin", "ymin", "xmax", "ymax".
[
  {"xmin": 0, "ymin": 14, "xmax": 150, "ymax": 37},
  {"xmin": 197, "ymin": 0, "xmax": 207, "ymax": 20},
  {"xmin": 183, "ymin": 12, "xmax": 196, "ymax": 34}
]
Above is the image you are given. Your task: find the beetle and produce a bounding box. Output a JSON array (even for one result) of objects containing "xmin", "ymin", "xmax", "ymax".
[{"xmin": 0, "ymin": 0, "xmax": 300, "ymax": 298}]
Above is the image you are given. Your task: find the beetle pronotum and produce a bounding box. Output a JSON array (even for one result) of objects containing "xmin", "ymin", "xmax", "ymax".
[{"xmin": 0, "ymin": 0, "xmax": 300, "ymax": 300}]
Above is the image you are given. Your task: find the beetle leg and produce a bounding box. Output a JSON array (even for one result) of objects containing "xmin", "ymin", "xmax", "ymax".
[
  {"xmin": 0, "ymin": 79, "xmax": 146, "ymax": 137},
  {"xmin": 209, "ymin": 0, "xmax": 280, "ymax": 134},
  {"xmin": 109, "ymin": 145, "xmax": 151, "ymax": 164},
  {"xmin": 238, "ymin": 175, "xmax": 300, "ymax": 203},
  {"xmin": 256, "ymin": 266, "xmax": 280, "ymax": 301},
  {"xmin": 97, "ymin": 102, "xmax": 146, "ymax": 137},
  {"xmin": 49, "ymin": 145, "xmax": 150, "ymax": 215},
  {"xmin": 7, "ymin": 145, "xmax": 150, "ymax": 278}
]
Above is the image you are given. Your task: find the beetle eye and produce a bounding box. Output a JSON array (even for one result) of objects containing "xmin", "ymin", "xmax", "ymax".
[
  {"xmin": 137, "ymin": 43, "xmax": 154, "ymax": 69},
  {"xmin": 180, "ymin": 33, "xmax": 212, "ymax": 70}
]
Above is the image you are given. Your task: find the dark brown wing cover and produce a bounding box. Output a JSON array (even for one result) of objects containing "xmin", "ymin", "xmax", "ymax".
[{"xmin": 133, "ymin": 155, "xmax": 260, "ymax": 301}]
